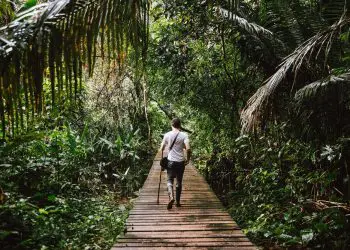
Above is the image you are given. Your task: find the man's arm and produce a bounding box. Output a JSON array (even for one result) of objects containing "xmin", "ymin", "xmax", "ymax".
[
  {"xmin": 185, "ymin": 148, "xmax": 191, "ymax": 165},
  {"xmin": 160, "ymin": 141, "xmax": 166, "ymax": 152},
  {"xmin": 184, "ymin": 136, "xmax": 191, "ymax": 165},
  {"xmin": 160, "ymin": 134, "xmax": 168, "ymax": 154}
]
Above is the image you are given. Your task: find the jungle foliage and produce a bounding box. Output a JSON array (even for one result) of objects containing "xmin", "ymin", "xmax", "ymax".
[
  {"xmin": 147, "ymin": 0, "xmax": 350, "ymax": 249},
  {"xmin": 0, "ymin": 1, "xmax": 153, "ymax": 248},
  {"xmin": 1, "ymin": 0, "xmax": 350, "ymax": 249},
  {"xmin": 0, "ymin": 59, "xmax": 154, "ymax": 249},
  {"xmin": 0, "ymin": 0, "xmax": 148, "ymax": 138},
  {"xmin": 0, "ymin": 49, "xmax": 155, "ymax": 248}
]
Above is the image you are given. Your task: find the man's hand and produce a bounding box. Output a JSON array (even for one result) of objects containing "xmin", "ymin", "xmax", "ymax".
[{"xmin": 185, "ymin": 149, "xmax": 191, "ymax": 166}]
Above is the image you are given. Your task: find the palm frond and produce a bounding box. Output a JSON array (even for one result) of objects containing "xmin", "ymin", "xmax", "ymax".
[
  {"xmin": 0, "ymin": 0, "xmax": 149, "ymax": 137},
  {"xmin": 240, "ymin": 13, "xmax": 350, "ymax": 133},
  {"xmin": 216, "ymin": 6, "xmax": 281, "ymax": 42},
  {"xmin": 294, "ymin": 72, "xmax": 350, "ymax": 104},
  {"xmin": 216, "ymin": 6, "xmax": 288, "ymax": 73},
  {"xmin": 293, "ymin": 72, "xmax": 350, "ymax": 141},
  {"xmin": 321, "ymin": 0, "xmax": 350, "ymax": 24},
  {"xmin": 262, "ymin": 1, "xmax": 304, "ymax": 48}
]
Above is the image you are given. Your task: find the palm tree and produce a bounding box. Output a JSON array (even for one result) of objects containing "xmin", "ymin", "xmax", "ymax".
[
  {"xmin": 0, "ymin": 0, "xmax": 149, "ymax": 137},
  {"xmin": 216, "ymin": 0, "xmax": 350, "ymax": 141},
  {"xmin": 240, "ymin": 13, "xmax": 350, "ymax": 136}
]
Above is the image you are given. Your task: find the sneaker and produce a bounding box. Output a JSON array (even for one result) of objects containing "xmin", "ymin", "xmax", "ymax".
[
  {"xmin": 167, "ymin": 199, "xmax": 174, "ymax": 210},
  {"xmin": 175, "ymin": 202, "xmax": 181, "ymax": 207}
]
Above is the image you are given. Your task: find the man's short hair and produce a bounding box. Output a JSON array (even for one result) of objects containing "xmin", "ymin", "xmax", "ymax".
[{"xmin": 171, "ymin": 118, "xmax": 181, "ymax": 129}]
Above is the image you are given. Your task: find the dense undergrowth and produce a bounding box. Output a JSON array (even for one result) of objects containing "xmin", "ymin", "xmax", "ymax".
[
  {"xmin": 0, "ymin": 101, "xmax": 154, "ymax": 249},
  {"xmin": 196, "ymin": 124, "xmax": 350, "ymax": 249}
]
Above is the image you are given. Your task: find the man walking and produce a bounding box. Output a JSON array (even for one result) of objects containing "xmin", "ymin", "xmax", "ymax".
[{"xmin": 160, "ymin": 118, "xmax": 191, "ymax": 209}]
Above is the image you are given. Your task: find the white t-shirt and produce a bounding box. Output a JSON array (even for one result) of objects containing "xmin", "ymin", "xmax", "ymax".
[{"xmin": 162, "ymin": 130, "xmax": 189, "ymax": 162}]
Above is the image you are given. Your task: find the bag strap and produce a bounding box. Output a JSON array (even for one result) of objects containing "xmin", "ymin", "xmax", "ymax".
[
  {"xmin": 169, "ymin": 132, "xmax": 180, "ymax": 151},
  {"xmin": 162, "ymin": 132, "xmax": 180, "ymax": 158}
]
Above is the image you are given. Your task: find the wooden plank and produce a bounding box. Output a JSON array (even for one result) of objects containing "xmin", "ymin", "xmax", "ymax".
[
  {"xmin": 133, "ymin": 201, "xmax": 221, "ymax": 205},
  {"xmin": 129, "ymin": 211, "xmax": 228, "ymax": 215},
  {"xmin": 112, "ymin": 152, "xmax": 256, "ymax": 249},
  {"xmin": 126, "ymin": 219, "xmax": 238, "ymax": 227},
  {"xmin": 126, "ymin": 224, "xmax": 240, "ymax": 232},
  {"xmin": 129, "ymin": 207, "xmax": 227, "ymax": 212},
  {"xmin": 134, "ymin": 199, "xmax": 221, "ymax": 204},
  {"xmin": 113, "ymin": 242, "xmax": 255, "ymax": 247},
  {"xmin": 127, "ymin": 214, "xmax": 233, "ymax": 218},
  {"xmin": 112, "ymin": 247, "xmax": 257, "ymax": 250},
  {"xmin": 133, "ymin": 204, "xmax": 221, "ymax": 207},
  {"xmin": 117, "ymin": 237, "xmax": 252, "ymax": 243},
  {"xmin": 126, "ymin": 217, "xmax": 235, "ymax": 223},
  {"xmin": 126, "ymin": 221, "xmax": 236, "ymax": 225},
  {"xmin": 120, "ymin": 231, "xmax": 247, "ymax": 238}
]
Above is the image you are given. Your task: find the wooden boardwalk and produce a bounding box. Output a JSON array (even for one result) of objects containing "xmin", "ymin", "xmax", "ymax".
[{"xmin": 112, "ymin": 153, "xmax": 257, "ymax": 249}]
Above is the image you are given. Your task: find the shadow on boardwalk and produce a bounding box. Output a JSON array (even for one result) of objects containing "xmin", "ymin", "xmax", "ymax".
[{"xmin": 112, "ymin": 152, "xmax": 257, "ymax": 249}]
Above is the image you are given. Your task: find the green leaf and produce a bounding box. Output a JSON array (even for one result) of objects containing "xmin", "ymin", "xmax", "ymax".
[
  {"xmin": 315, "ymin": 222, "xmax": 328, "ymax": 233},
  {"xmin": 47, "ymin": 194, "xmax": 56, "ymax": 202},
  {"xmin": 301, "ymin": 229, "xmax": 314, "ymax": 244},
  {"xmin": 278, "ymin": 233, "xmax": 293, "ymax": 240},
  {"xmin": 24, "ymin": 0, "xmax": 37, "ymax": 9},
  {"xmin": 38, "ymin": 208, "xmax": 48, "ymax": 215}
]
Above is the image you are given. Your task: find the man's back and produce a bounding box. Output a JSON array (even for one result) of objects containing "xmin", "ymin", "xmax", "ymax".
[{"xmin": 163, "ymin": 131, "xmax": 189, "ymax": 162}]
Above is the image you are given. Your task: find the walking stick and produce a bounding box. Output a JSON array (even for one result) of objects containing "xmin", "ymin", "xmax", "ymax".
[{"xmin": 157, "ymin": 151, "xmax": 163, "ymax": 204}]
